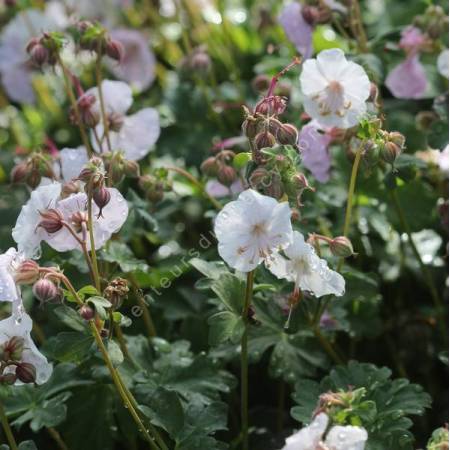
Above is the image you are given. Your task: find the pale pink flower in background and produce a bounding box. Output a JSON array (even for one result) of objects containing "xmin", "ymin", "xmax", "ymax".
[
  {"xmin": 12, "ymin": 183, "xmax": 62, "ymax": 258},
  {"xmin": 0, "ymin": 312, "xmax": 53, "ymax": 385},
  {"xmin": 46, "ymin": 189, "xmax": 128, "ymax": 252},
  {"xmin": 205, "ymin": 178, "xmax": 244, "ymax": 198},
  {"xmin": 298, "ymin": 121, "xmax": 332, "ymax": 183},
  {"xmin": 299, "ymin": 49, "xmax": 370, "ymax": 129},
  {"xmin": 87, "ymin": 80, "xmax": 160, "ymax": 160},
  {"xmin": 268, "ymin": 231, "xmax": 345, "ymax": 297},
  {"xmin": 282, "ymin": 413, "xmax": 368, "ymax": 450},
  {"xmin": 437, "ymin": 49, "xmax": 449, "ymax": 78},
  {"xmin": 108, "ymin": 29, "xmax": 156, "ymax": 93},
  {"xmin": 386, "ymin": 55, "xmax": 427, "ymax": 99},
  {"xmin": 214, "ymin": 189, "xmax": 293, "ymax": 272},
  {"xmin": 279, "ymin": 3, "xmax": 313, "ymax": 59},
  {"xmin": 399, "ymin": 26, "xmax": 426, "ymax": 54},
  {"xmin": 0, "ymin": 248, "xmax": 23, "ymax": 303}
]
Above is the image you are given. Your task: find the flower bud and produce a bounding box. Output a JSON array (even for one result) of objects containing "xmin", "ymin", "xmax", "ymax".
[
  {"xmin": 79, "ymin": 304, "xmax": 95, "ymax": 320},
  {"xmin": 217, "ymin": 165, "xmax": 237, "ymax": 187},
  {"xmin": 105, "ymin": 38, "xmax": 124, "ymax": 62},
  {"xmin": 14, "ymin": 260, "xmax": 40, "ymax": 285},
  {"xmin": 104, "ymin": 277, "xmax": 129, "ymax": 309},
  {"xmin": 254, "ymin": 131, "xmax": 276, "ymax": 150},
  {"xmin": 15, "ymin": 362, "xmax": 36, "ymax": 384},
  {"xmin": 388, "ymin": 131, "xmax": 405, "ymax": 148},
  {"xmin": 249, "ymin": 167, "xmax": 271, "ymax": 189},
  {"xmin": 301, "ymin": 5, "xmax": 320, "ymax": 25},
  {"xmin": 201, "ymin": 157, "xmax": 219, "ymax": 176},
  {"xmin": 190, "ymin": 50, "xmax": 211, "ymax": 74},
  {"xmin": 69, "ymin": 210, "xmax": 88, "ymax": 233},
  {"xmin": 1, "ymin": 336, "xmax": 25, "ymax": 361},
  {"xmin": 123, "ymin": 160, "xmax": 140, "ymax": 178},
  {"xmin": 0, "ymin": 373, "xmax": 17, "ymax": 385},
  {"xmin": 93, "ymin": 186, "xmax": 111, "ymax": 215},
  {"xmin": 11, "ymin": 161, "xmax": 29, "ymax": 184},
  {"xmin": 329, "ymin": 236, "xmax": 354, "ymax": 258},
  {"xmin": 28, "ymin": 40, "xmax": 49, "ymax": 67},
  {"xmin": 292, "ymin": 172, "xmax": 313, "ymax": 191},
  {"xmin": 381, "ymin": 141, "xmax": 402, "ymax": 164},
  {"xmin": 242, "ymin": 117, "xmax": 260, "ymax": 140},
  {"xmin": 251, "ymin": 74, "xmax": 271, "ymax": 93},
  {"xmin": 38, "ymin": 209, "xmax": 64, "ymax": 234},
  {"xmin": 265, "ymin": 172, "xmax": 284, "ymax": 199},
  {"xmin": 32, "ymin": 278, "xmax": 60, "ymax": 303},
  {"xmin": 276, "ymin": 123, "xmax": 298, "ymax": 145},
  {"xmin": 76, "ymin": 94, "xmax": 100, "ymax": 128}
]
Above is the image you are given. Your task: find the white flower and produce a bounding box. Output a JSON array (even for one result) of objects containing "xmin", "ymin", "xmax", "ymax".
[
  {"xmin": 12, "ymin": 183, "xmax": 62, "ymax": 259},
  {"xmin": 0, "ymin": 311, "xmax": 52, "ymax": 385},
  {"xmin": 87, "ymin": 80, "xmax": 160, "ymax": 160},
  {"xmin": 214, "ymin": 189, "xmax": 293, "ymax": 272},
  {"xmin": 58, "ymin": 146, "xmax": 89, "ymax": 182},
  {"xmin": 46, "ymin": 189, "xmax": 129, "ymax": 252},
  {"xmin": 0, "ymin": 248, "xmax": 23, "ymax": 303},
  {"xmin": 282, "ymin": 413, "xmax": 368, "ymax": 450},
  {"xmin": 268, "ymin": 231, "xmax": 345, "ymax": 297},
  {"xmin": 300, "ymin": 49, "xmax": 370, "ymax": 129},
  {"xmin": 437, "ymin": 49, "xmax": 449, "ymax": 78}
]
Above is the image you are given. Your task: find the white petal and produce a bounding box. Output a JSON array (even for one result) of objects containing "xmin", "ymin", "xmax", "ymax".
[
  {"xmin": 0, "ymin": 249, "xmax": 21, "ymax": 303},
  {"xmin": 59, "ymin": 146, "xmax": 89, "ymax": 182},
  {"xmin": 282, "ymin": 413, "xmax": 329, "ymax": 450},
  {"xmin": 0, "ymin": 310, "xmax": 52, "ymax": 385},
  {"xmin": 300, "ymin": 59, "xmax": 329, "ymax": 96},
  {"xmin": 325, "ymin": 425, "xmax": 368, "ymax": 450},
  {"xmin": 437, "ymin": 49, "xmax": 449, "ymax": 78},
  {"xmin": 108, "ymin": 108, "xmax": 160, "ymax": 160},
  {"xmin": 340, "ymin": 62, "xmax": 371, "ymax": 101},
  {"xmin": 316, "ymin": 48, "xmax": 348, "ymax": 80},
  {"xmin": 12, "ymin": 183, "xmax": 62, "ymax": 258},
  {"xmin": 85, "ymin": 80, "xmax": 133, "ymax": 115},
  {"xmin": 266, "ymin": 252, "xmax": 294, "ymax": 281}
]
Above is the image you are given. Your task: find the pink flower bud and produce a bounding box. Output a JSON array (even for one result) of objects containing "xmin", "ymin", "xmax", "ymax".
[
  {"xmin": 15, "ymin": 362, "xmax": 36, "ymax": 384},
  {"xmin": 93, "ymin": 186, "xmax": 111, "ymax": 215},
  {"xmin": 28, "ymin": 41, "xmax": 49, "ymax": 67},
  {"xmin": 106, "ymin": 38, "xmax": 125, "ymax": 63},
  {"xmin": 11, "ymin": 161, "xmax": 29, "ymax": 184},
  {"xmin": 38, "ymin": 209, "xmax": 64, "ymax": 234},
  {"xmin": 301, "ymin": 5, "xmax": 320, "ymax": 25},
  {"xmin": 32, "ymin": 278, "xmax": 60, "ymax": 303},
  {"xmin": 79, "ymin": 304, "xmax": 95, "ymax": 320},
  {"xmin": 1, "ymin": 336, "xmax": 25, "ymax": 361},
  {"xmin": 201, "ymin": 157, "xmax": 219, "ymax": 176},
  {"xmin": 217, "ymin": 165, "xmax": 237, "ymax": 187},
  {"xmin": 242, "ymin": 117, "xmax": 260, "ymax": 140},
  {"xmin": 329, "ymin": 236, "xmax": 354, "ymax": 258},
  {"xmin": 276, "ymin": 123, "xmax": 298, "ymax": 146},
  {"xmin": 254, "ymin": 131, "xmax": 276, "ymax": 150},
  {"xmin": 14, "ymin": 260, "xmax": 40, "ymax": 285},
  {"xmin": 381, "ymin": 141, "xmax": 402, "ymax": 165}
]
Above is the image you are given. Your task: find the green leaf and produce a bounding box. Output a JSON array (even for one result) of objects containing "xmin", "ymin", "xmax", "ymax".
[
  {"xmin": 100, "ymin": 241, "xmax": 149, "ymax": 273},
  {"xmin": 107, "ymin": 340, "xmax": 124, "ymax": 367},
  {"xmin": 211, "ymin": 273, "xmax": 245, "ymax": 314},
  {"xmin": 87, "ymin": 296, "xmax": 112, "ymax": 320},
  {"xmin": 53, "ymin": 305, "xmax": 88, "ymax": 332},
  {"xmin": 233, "ymin": 152, "xmax": 252, "ymax": 169},
  {"xmin": 190, "ymin": 258, "xmax": 229, "ymax": 280},
  {"xmin": 207, "ymin": 311, "xmax": 244, "ymax": 345},
  {"xmin": 43, "ymin": 332, "xmax": 94, "ymax": 363}
]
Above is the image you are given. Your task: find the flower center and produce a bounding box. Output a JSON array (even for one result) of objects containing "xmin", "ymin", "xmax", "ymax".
[
  {"xmin": 252, "ymin": 222, "xmax": 267, "ymax": 236},
  {"xmin": 294, "ymin": 257, "xmax": 310, "ymax": 275},
  {"xmin": 313, "ymin": 80, "xmax": 351, "ymax": 118}
]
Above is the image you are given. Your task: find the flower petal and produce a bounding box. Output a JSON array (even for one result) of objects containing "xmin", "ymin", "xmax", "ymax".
[
  {"xmin": 386, "ymin": 55, "xmax": 427, "ymax": 99},
  {"xmin": 282, "ymin": 413, "xmax": 328, "ymax": 450},
  {"xmin": 59, "ymin": 146, "xmax": 89, "ymax": 182},
  {"xmin": 325, "ymin": 424, "xmax": 368, "ymax": 450}
]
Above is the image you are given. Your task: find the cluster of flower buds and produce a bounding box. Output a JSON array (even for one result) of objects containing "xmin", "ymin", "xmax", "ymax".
[
  {"xmin": 26, "ymin": 32, "xmax": 65, "ymax": 68},
  {"xmin": 70, "ymin": 93, "xmax": 100, "ymax": 129},
  {"xmin": 179, "ymin": 46, "xmax": 211, "ymax": 77},
  {"xmin": 11, "ymin": 152, "xmax": 55, "ymax": 189},
  {"xmin": 0, "ymin": 337, "xmax": 36, "ymax": 385},
  {"xmin": 201, "ymin": 149, "xmax": 237, "ymax": 187},
  {"xmin": 413, "ymin": 5, "xmax": 449, "ymax": 39},
  {"xmin": 104, "ymin": 277, "xmax": 129, "ymax": 309},
  {"xmin": 313, "ymin": 388, "xmax": 367, "ymax": 417},
  {"xmin": 76, "ymin": 21, "xmax": 124, "ymax": 62},
  {"xmin": 138, "ymin": 169, "xmax": 172, "ymax": 203},
  {"xmin": 102, "ymin": 151, "xmax": 140, "ymax": 184}
]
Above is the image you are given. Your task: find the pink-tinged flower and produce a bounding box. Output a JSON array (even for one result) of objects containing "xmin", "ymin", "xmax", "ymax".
[
  {"xmin": 87, "ymin": 80, "xmax": 160, "ymax": 160},
  {"xmin": 300, "ymin": 49, "xmax": 370, "ymax": 129},
  {"xmin": 0, "ymin": 311, "xmax": 52, "ymax": 385},
  {"xmin": 386, "ymin": 55, "xmax": 427, "ymax": 99},
  {"xmin": 279, "ymin": 3, "xmax": 313, "ymax": 59},
  {"xmin": 107, "ymin": 29, "xmax": 156, "ymax": 93},
  {"xmin": 205, "ymin": 178, "xmax": 244, "ymax": 198},
  {"xmin": 399, "ymin": 26, "xmax": 426, "ymax": 54},
  {"xmin": 282, "ymin": 413, "xmax": 367, "ymax": 450},
  {"xmin": 437, "ymin": 49, "xmax": 449, "ymax": 78},
  {"xmin": 298, "ymin": 121, "xmax": 332, "ymax": 183},
  {"xmin": 214, "ymin": 189, "xmax": 293, "ymax": 272}
]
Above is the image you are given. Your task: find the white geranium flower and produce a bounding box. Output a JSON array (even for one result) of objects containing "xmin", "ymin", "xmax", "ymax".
[
  {"xmin": 0, "ymin": 311, "xmax": 52, "ymax": 385},
  {"xmin": 0, "ymin": 248, "xmax": 23, "ymax": 303},
  {"xmin": 46, "ymin": 188, "xmax": 128, "ymax": 252},
  {"xmin": 87, "ymin": 80, "xmax": 160, "ymax": 160},
  {"xmin": 282, "ymin": 413, "xmax": 368, "ymax": 450},
  {"xmin": 58, "ymin": 146, "xmax": 89, "ymax": 182},
  {"xmin": 12, "ymin": 183, "xmax": 62, "ymax": 258},
  {"xmin": 437, "ymin": 49, "xmax": 449, "ymax": 78},
  {"xmin": 300, "ymin": 49, "xmax": 370, "ymax": 129},
  {"xmin": 214, "ymin": 189, "xmax": 293, "ymax": 272},
  {"xmin": 268, "ymin": 231, "xmax": 345, "ymax": 297}
]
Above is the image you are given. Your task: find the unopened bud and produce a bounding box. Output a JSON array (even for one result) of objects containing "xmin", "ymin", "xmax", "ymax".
[
  {"xmin": 254, "ymin": 131, "xmax": 276, "ymax": 150},
  {"xmin": 32, "ymin": 278, "xmax": 60, "ymax": 303},
  {"xmin": 11, "ymin": 161, "xmax": 29, "ymax": 184},
  {"xmin": 76, "ymin": 94, "xmax": 100, "ymax": 128},
  {"xmin": 242, "ymin": 117, "xmax": 260, "ymax": 140},
  {"xmin": 329, "ymin": 236, "xmax": 354, "ymax": 257},
  {"xmin": 105, "ymin": 38, "xmax": 124, "ymax": 62},
  {"xmin": 14, "ymin": 260, "xmax": 40, "ymax": 285},
  {"xmin": 249, "ymin": 167, "xmax": 271, "ymax": 189},
  {"xmin": 15, "ymin": 362, "xmax": 36, "ymax": 384},
  {"xmin": 388, "ymin": 131, "xmax": 405, "ymax": 148},
  {"xmin": 28, "ymin": 40, "xmax": 49, "ymax": 67},
  {"xmin": 301, "ymin": 5, "xmax": 320, "ymax": 25},
  {"xmin": 79, "ymin": 304, "xmax": 95, "ymax": 320},
  {"xmin": 217, "ymin": 165, "xmax": 237, "ymax": 187},
  {"xmin": 292, "ymin": 172, "xmax": 312, "ymax": 191},
  {"xmin": 38, "ymin": 209, "xmax": 64, "ymax": 234},
  {"xmin": 1, "ymin": 336, "xmax": 25, "ymax": 361},
  {"xmin": 381, "ymin": 141, "xmax": 402, "ymax": 164},
  {"xmin": 276, "ymin": 123, "xmax": 298, "ymax": 145},
  {"xmin": 93, "ymin": 186, "xmax": 111, "ymax": 215},
  {"xmin": 201, "ymin": 157, "xmax": 219, "ymax": 176},
  {"xmin": 123, "ymin": 160, "xmax": 140, "ymax": 178}
]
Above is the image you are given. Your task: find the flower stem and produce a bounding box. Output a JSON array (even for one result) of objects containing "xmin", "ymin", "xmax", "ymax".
[
  {"xmin": 47, "ymin": 427, "xmax": 70, "ymax": 450},
  {"xmin": 95, "ymin": 52, "xmax": 112, "ymax": 153},
  {"xmin": 0, "ymin": 401, "xmax": 18, "ymax": 450},
  {"xmin": 337, "ymin": 144, "xmax": 364, "ymax": 271},
  {"xmin": 57, "ymin": 56, "xmax": 93, "ymax": 157},
  {"xmin": 87, "ymin": 190, "xmax": 101, "ymax": 292},
  {"xmin": 390, "ymin": 190, "xmax": 447, "ymax": 340},
  {"xmin": 241, "ymin": 270, "xmax": 255, "ymax": 450}
]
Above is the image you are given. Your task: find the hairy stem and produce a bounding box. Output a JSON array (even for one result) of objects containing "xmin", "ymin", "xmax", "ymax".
[
  {"xmin": 0, "ymin": 401, "xmax": 18, "ymax": 450},
  {"xmin": 95, "ymin": 51, "xmax": 112, "ymax": 152}
]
